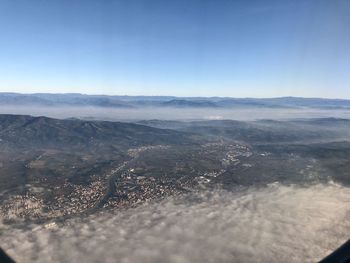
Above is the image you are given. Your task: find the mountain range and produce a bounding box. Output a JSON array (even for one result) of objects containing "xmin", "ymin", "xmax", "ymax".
[{"xmin": 1, "ymin": 93, "xmax": 350, "ymax": 109}]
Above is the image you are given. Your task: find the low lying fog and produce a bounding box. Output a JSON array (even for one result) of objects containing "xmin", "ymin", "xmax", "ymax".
[
  {"xmin": 2, "ymin": 182, "xmax": 350, "ymax": 263},
  {"xmin": 1, "ymin": 106, "xmax": 350, "ymax": 121}
]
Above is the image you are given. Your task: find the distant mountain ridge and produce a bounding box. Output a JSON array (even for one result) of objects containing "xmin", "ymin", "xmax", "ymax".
[
  {"xmin": 0, "ymin": 114, "xmax": 192, "ymax": 151},
  {"xmin": 0, "ymin": 93, "xmax": 350, "ymax": 109}
]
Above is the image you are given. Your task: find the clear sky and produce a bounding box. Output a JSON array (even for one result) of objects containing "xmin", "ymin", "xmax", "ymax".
[{"xmin": 0, "ymin": 0, "xmax": 349, "ymax": 98}]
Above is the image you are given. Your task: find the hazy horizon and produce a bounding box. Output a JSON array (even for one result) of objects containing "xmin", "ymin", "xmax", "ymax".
[{"xmin": 1, "ymin": 91, "xmax": 350, "ymax": 101}]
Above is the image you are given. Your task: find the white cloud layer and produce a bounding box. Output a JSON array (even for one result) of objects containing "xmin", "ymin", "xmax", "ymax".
[{"xmin": 1, "ymin": 182, "xmax": 350, "ymax": 263}]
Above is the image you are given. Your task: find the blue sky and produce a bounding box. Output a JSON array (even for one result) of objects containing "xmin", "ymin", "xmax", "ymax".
[{"xmin": 0, "ymin": 0, "xmax": 349, "ymax": 98}]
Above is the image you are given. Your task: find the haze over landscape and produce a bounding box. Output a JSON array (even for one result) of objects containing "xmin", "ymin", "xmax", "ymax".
[
  {"xmin": 1, "ymin": 96, "xmax": 350, "ymax": 262},
  {"xmin": 1, "ymin": 1, "xmax": 350, "ymax": 263}
]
